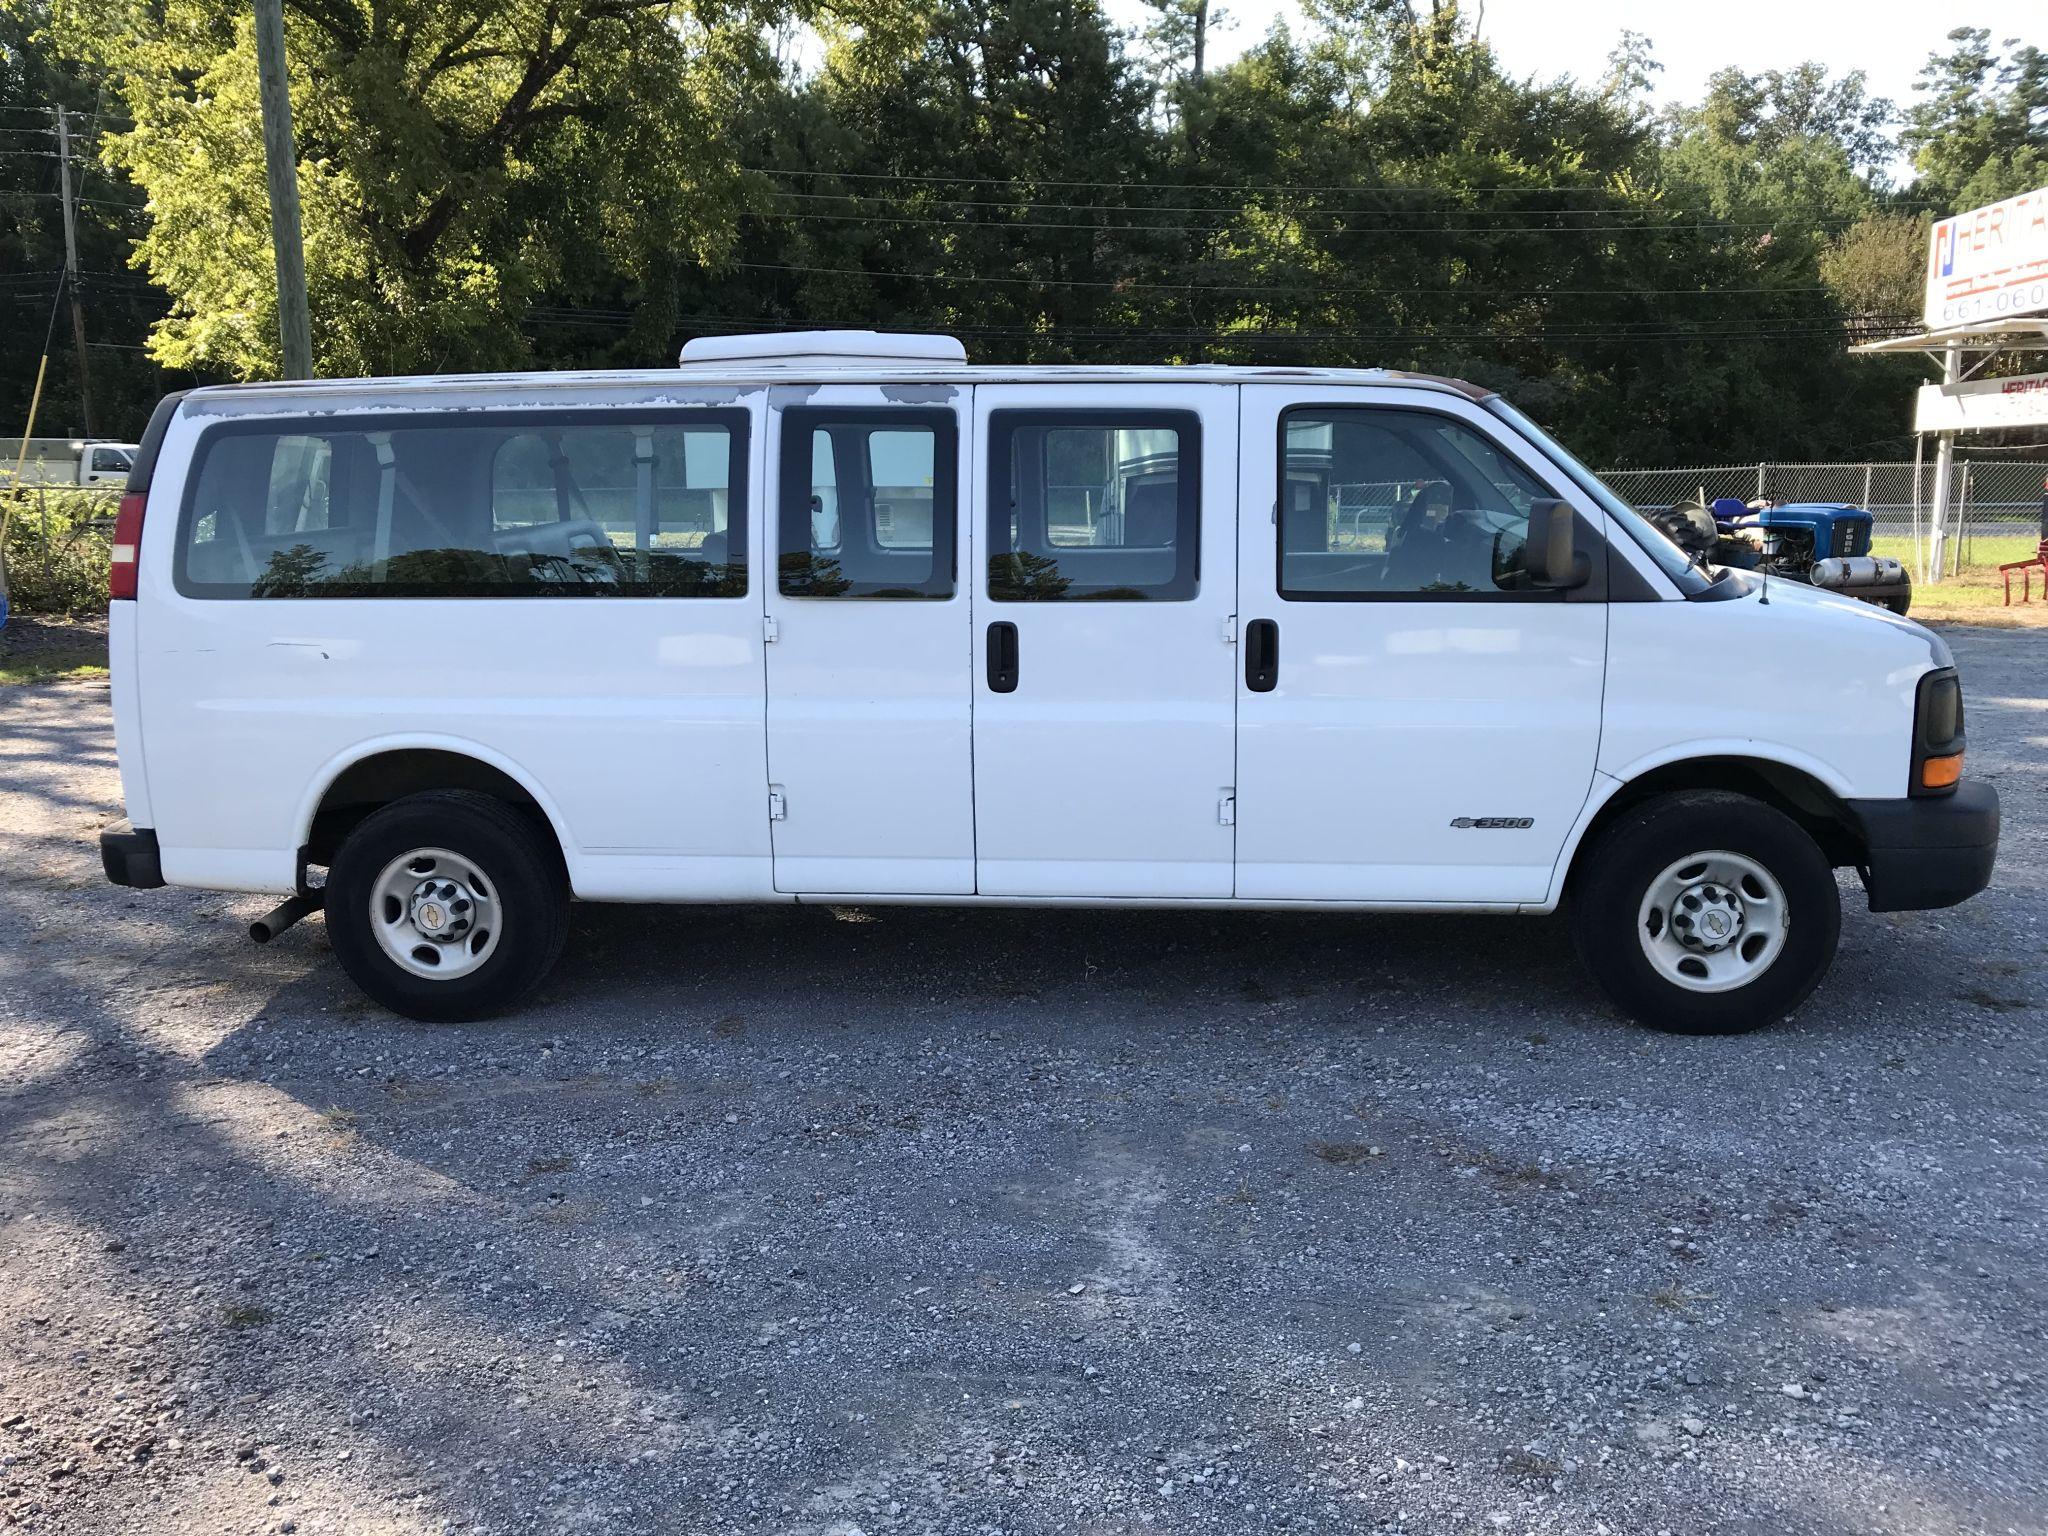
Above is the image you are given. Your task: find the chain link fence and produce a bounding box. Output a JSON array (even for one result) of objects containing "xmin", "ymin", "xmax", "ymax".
[{"xmin": 1596, "ymin": 460, "xmax": 2048, "ymax": 571}]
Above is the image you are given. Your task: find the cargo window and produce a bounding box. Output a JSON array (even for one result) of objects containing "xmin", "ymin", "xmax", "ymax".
[
  {"xmin": 1278, "ymin": 408, "xmax": 1556, "ymax": 601},
  {"xmin": 987, "ymin": 411, "xmax": 1198, "ymax": 601},
  {"xmin": 777, "ymin": 408, "xmax": 955, "ymax": 598},
  {"xmin": 174, "ymin": 410, "xmax": 749, "ymax": 598}
]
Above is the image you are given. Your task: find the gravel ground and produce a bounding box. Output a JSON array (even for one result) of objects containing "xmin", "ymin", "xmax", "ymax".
[{"xmin": 1, "ymin": 627, "xmax": 2042, "ymax": 1536}]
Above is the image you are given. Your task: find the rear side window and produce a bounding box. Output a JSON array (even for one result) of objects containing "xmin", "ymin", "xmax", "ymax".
[
  {"xmin": 175, "ymin": 410, "xmax": 748, "ymax": 598},
  {"xmin": 777, "ymin": 409, "xmax": 956, "ymax": 599},
  {"xmin": 988, "ymin": 411, "xmax": 1198, "ymax": 600},
  {"xmin": 1278, "ymin": 407, "xmax": 1556, "ymax": 601}
]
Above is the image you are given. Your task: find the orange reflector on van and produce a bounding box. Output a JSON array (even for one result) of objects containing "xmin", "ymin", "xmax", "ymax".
[{"xmin": 1920, "ymin": 753, "xmax": 1964, "ymax": 790}]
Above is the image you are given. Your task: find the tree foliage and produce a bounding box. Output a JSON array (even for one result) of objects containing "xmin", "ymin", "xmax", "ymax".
[
  {"xmin": 38, "ymin": 0, "xmax": 782, "ymax": 377},
  {"xmin": 4, "ymin": 0, "xmax": 2045, "ymax": 464},
  {"xmin": 1905, "ymin": 28, "xmax": 2048, "ymax": 211}
]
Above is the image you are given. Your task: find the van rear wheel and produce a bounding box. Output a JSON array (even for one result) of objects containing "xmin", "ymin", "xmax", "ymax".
[
  {"xmin": 1571, "ymin": 790, "xmax": 1840, "ymax": 1034},
  {"xmin": 326, "ymin": 790, "xmax": 567, "ymax": 1021}
]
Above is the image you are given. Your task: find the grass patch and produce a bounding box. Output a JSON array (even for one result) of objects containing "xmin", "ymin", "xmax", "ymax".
[
  {"xmin": 1647, "ymin": 1282, "xmax": 1715, "ymax": 1312},
  {"xmin": 0, "ymin": 650, "xmax": 107, "ymax": 686},
  {"xmin": 1868, "ymin": 537, "xmax": 2048, "ymax": 625},
  {"xmin": 219, "ymin": 1304, "xmax": 273, "ymax": 1329}
]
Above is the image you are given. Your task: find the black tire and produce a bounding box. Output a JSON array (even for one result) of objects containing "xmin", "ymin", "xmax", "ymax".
[
  {"xmin": 1570, "ymin": 790, "xmax": 1840, "ymax": 1035},
  {"xmin": 325, "ymin": 790, "xmax": 567, "ymax": 1022},
  {"xmin": 1885, "ymin": 593, "xmax": 1912, "ymax": 617}
]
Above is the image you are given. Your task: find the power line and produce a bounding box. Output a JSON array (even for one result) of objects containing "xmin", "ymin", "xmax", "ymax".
[
  {"xmin": 759, "ymin": 186, "xmax": 1810, "ymax": 223},
  {"xmin": 747, "ymin": 165, "xmax": 1721, "ymax": 198},
  {"xmin": 522, "ymin": 304, "xmax": 1904, "ymax": 344},
  {"xmin": 741, "ymin": 205, "xmax": 1861, "ymax": 237},
  {"xmin": 725, "ymin": 258, "xmax": 1845, "ymax": 299}
]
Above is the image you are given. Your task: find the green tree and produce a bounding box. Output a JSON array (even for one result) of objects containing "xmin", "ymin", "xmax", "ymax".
[
  {"xmin": 1821, "ymin": 210, "xmax": 1929, "ymax": 322},
  {"xmin": 1660, "ymin": 64, "xmax": 1892, "ymax": 229},
  {"xmin": 1, "ymin": 2, "xmax": 171, "ymax": 437},
  {"xmin": 1904, "ymin": 28, "xmax": 2048, "ymax": 212},
  {"xmin": 35, "ymin": 0, "xmax": 786, "ymax": 379}
]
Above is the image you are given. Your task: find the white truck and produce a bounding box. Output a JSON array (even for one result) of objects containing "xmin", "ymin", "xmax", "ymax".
[
  {"xmin": 3, "ymin": 437, "xmax": 140, "ymax": 489},
  {"xmin": 96, "ymin": 332, "xmax": 1998, "ymax": 1032}
]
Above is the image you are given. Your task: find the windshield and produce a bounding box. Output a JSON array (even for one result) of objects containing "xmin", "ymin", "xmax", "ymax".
[{"xmin": 1484, "ymin": 398, "xmax": 1711, "ymax": 596}]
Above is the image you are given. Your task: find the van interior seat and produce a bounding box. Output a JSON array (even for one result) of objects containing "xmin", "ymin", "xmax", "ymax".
[{"xmin": 1123, "ymin": 478, "xmax": 1178, "ymax": 547}]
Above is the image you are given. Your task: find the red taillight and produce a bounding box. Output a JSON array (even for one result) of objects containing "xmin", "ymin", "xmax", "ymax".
[{"xmin": 109, "ymin": 492, "xmax": 145, "ymax": 600}]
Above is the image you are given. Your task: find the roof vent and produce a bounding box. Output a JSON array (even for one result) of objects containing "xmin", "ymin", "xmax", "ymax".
[{"xmin": 678, "ymin": 330, "xmax": 967, "ymax": 368}]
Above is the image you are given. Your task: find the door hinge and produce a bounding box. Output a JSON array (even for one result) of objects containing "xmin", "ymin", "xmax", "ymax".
[
  {"xmin": 768, "ymin": 786, "xmax": 787, "ymax": 821},
  {"xmin": 1222, "ymin": 614, "xmax": 1237, "ymax": 645},
  {"xmin": 762, "ymin": 614, "xmax": 780, "ymax": 644},
  {"xmin": 1217, "ymin": 791, "xmax": 1236, "ymax": 827}
]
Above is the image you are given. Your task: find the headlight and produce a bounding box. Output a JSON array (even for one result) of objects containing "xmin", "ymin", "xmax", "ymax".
[{"xmin": 1911, "ymin": 668, "xmax": 1964, "ymax": 797}]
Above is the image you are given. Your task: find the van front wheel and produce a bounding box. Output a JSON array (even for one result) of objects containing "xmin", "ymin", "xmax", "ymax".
[
  {"xmin": 326, "ymin": 790, "xmax": 567, "ymax": 1021},
  {"xmin": 1571, "ymin": 791, "xmax": 1840, "ymax": 1034}
]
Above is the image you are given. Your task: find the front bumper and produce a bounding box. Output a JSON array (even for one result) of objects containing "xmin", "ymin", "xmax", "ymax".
[
  {"xmin": 100, "ymin": 820, "xmax": 165, "ymax": 889},
  {"xmin": 1847, "ymin": 781, "xmax": 1999, "ymax": 912}
]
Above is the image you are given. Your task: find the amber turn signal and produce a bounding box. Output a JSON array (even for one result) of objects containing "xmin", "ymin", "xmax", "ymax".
[{"xmin": 1920, "ymin": 753, "xmax": 1964, "ymax": 790}]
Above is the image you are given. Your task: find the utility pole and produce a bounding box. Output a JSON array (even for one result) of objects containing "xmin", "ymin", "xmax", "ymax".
[
  {"xmin": 53, "ymin": 106, "xmax": 95, "ymax": 437},
  {"xmin": 253, "ymin": 0, "xmax": 313, "ymax": 379}
]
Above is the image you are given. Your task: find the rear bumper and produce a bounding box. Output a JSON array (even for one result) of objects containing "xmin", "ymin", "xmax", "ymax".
[
  {"xmin": 100, "ymin": 820, "xmax": 165, "ymax": 889},
  {"xmin": 1847, "ymin": 781, "xmax": 1999, "ymax": 912}
]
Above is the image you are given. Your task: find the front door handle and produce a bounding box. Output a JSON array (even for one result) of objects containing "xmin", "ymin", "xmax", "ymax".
[
  {"xmin": 987, "ymin": 621, "xmax": 1019, "ymax": 693},
  {"xmin": 1245, "ymin": 618, "xmax": 1278, "ymax": 692}
]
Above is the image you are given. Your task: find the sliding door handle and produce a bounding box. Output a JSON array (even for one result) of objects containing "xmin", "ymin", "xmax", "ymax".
[
  {"xmin": 1245, "ymin": 618, "xmax": 1278, "ymax": 692},
  {"xmin": 987, "ymin": 621, "xmax": 1019, "ymax": 693}
]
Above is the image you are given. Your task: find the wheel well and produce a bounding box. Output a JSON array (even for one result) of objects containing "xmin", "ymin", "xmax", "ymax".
[
  {"xmin": 306, "ymin": 750, "xmax": 559, "ymax": 868},
  {"xmin": 1570, "ymin": 757, "xmax": 1864, "ymax": 885}
]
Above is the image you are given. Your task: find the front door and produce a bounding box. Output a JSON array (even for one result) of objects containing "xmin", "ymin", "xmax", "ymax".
[
  {"xmin": 970, "ymin": 384, "xmax": 1238, "ymax": 897},
  {"xmin": 764, "ymin": 387, "xmax": 975, "ymax": 894},
  {"xmin": 1234, "ymin": 385, "xmax": 1607, "ymax": 904}
]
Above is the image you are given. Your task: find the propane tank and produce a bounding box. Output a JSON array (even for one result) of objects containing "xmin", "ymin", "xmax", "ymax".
[{"xmin": 1811, "ymin": 556, "xmax": 1906, "ymax": 590}]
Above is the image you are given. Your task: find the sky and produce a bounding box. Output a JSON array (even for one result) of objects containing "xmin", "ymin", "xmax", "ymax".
[{"xmin": 1105, "ymin": 0, "xmax": 2042, "ymax": 114}]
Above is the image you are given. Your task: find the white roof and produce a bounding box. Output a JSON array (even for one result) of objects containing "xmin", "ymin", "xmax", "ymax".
[{"xmin": 178, "ymin": 359, "xmax": 1489, "ymax": 405}]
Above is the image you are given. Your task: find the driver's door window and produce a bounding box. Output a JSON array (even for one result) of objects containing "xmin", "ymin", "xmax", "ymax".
[{"xmin": 1278, "ymin": 409, "xmax": 1553, "ymax": 599}]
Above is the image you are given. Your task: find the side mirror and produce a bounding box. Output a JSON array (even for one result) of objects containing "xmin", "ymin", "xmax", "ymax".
[{"xmin": 1525, "ymin": 498, "xmax": 1590, "ymax": 590}]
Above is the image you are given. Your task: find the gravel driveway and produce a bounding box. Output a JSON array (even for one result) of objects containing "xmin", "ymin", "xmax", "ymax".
[{"xmin": 1, "ymin": 628, "xmax": 2042, "ymax": 1536}]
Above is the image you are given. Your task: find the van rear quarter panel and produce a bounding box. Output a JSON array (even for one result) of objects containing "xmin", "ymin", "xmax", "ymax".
[{"xmin": 134, "ymin": 395, "xmax": 776, "ymax": 898}]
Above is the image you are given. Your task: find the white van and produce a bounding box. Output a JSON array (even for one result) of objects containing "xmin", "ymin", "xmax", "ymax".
[{"xmin": 97, "ymin": 332, "xmax": 1998, "ymax": 1033}]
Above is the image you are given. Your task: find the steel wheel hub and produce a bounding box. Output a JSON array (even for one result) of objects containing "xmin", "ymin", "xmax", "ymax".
[
  {"xmin": 1672, "ymin": 880, "xmax": 1744, "ymax": 952},
  {"xmin": 1637, "ymin": 849, "xmax": 1789, "ymax": 995},
  {"xmin": 371, "ymin": 847, "xmax": 502, "ymax": 981}
]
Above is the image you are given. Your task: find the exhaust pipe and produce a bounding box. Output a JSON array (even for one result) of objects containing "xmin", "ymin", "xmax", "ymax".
[{"xmin": 250, "ymin": 890, "xmax": 325, "ymax": 944}]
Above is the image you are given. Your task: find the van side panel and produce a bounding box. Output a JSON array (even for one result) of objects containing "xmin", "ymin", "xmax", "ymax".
[{"xmin": 135, "ymin": 393, "xmax": 777, "ymax": 900}]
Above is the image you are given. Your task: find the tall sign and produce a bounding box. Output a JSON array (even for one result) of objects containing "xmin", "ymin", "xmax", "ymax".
[
  {"xmin": 1916, "ymin": 371, "xmax": 2048, "ymax": 432},
  {"xmin": 1925, "ymin": 186, "xmax": 2048, "ymax": 330}
]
